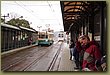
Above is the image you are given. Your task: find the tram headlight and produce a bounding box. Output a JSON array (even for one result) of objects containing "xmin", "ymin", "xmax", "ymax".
[{"xmin": 45, "ymin": 39, "xmax": 48, "ymax": 42}]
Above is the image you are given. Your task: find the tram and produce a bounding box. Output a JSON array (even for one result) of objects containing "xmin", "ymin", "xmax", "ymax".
[
  {"xmin": 1, "ymin": 23, "xmax": 38, "ymax": 52},
  {"xmin": 38, "ymin": 31, "xmax": 54, "ymax": 46},
  {"xmin": 58, "ymin": 31, "xmax": 64, "ymax": 42}
]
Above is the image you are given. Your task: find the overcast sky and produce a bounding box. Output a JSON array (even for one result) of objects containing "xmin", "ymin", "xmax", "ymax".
[{"xmin": 1, "ymin": 1, "xmax": 64, "ymax": 31}]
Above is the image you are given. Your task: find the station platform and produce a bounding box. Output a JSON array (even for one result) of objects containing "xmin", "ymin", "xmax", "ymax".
[
  {"xmin": 58, "ymin": 43, "xmax": 76, "ymax": 71},
  {"xmin": 1, "ymin": 44, "xmax": 36, "ymax": 58}
]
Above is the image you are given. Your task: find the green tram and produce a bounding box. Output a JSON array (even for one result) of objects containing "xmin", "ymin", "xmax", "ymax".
[{"xmin": 38, "ymin": 31, "xmax": 54, "ymax": 46}]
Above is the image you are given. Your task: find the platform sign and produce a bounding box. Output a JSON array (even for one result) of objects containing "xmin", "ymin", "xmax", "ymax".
[{"xmin": 94, "ymin": 36, "xmax": 100, "ymax": 41}]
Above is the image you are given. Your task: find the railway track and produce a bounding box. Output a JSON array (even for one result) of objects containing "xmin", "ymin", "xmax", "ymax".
[
  {"xmin": 1, "ymin": 41, "xmax": 63, "ymax": 71},
  {"xmin": 2, "ymin": 47, "xmax": 47, "ymax": 71},
  {"xmin": 47, "ymin": 42, "xmax": 63, "ymax": 71},
  {"xmin": 24, "ymin": 41, "xmax": 63, "ymax": 71}
]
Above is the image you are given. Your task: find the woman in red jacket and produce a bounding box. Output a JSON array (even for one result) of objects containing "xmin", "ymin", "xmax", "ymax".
[{"xmin": 81, "ymin": 35, "xmax": 102, "ymax": 71}]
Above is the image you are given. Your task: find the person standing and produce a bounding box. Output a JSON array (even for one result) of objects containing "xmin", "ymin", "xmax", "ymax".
[
  {"xmin": 69, "ymin": 40, "xmax": 75, "ymax": 60},
  {"xmin": 73, "ymin": 36, "xmax": 83, "ymax": 70}
]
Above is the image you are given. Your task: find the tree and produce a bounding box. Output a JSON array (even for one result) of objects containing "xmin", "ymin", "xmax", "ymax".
[
  {"xmin": 1, "ymin": 18, "xmax": 5, "ymax": 23},
  {"xmin": 6, "ymin": 18, "xmax": 30, "ymax": 28}
]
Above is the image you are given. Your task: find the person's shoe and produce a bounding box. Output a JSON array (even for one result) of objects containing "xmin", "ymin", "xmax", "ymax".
[
  {"xmin": 74, "ymin": 67, "xmax": 79, "ymax": 69},
  {"xmin": 71, "ymin": 56, "xmax": 74, "ymax": 60},
  {"xmin": 69, "ymin": 57, "xmax": 72, "ymax": 60},
  {"xmin": 69, "ymin": 58, "xmax": 72, "ymax": 60}
]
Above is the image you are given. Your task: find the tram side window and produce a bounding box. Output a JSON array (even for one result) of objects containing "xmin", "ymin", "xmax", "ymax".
[{"xmin": 1, "ymin": 28, "xmax": 4, "ymax": 51}]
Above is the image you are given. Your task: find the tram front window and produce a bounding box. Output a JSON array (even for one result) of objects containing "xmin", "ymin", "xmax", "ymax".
[{"xmin": 39, "ymin": 35, "xmax": 48, "ymax": 38}]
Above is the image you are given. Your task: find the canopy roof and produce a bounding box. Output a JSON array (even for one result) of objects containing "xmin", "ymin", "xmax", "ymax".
[{"xmin": 60, "ymin": 1, "xmax": 106, "ymax": 32}]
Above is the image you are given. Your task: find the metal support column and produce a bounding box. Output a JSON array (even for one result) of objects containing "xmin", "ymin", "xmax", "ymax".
[
  {"xmin": 90, "ymin": 14, "xmax": 94, "ymax": 40},
  {"xmin": 100, "ymin": 2, "xmax": 105, "ymax": 55}
]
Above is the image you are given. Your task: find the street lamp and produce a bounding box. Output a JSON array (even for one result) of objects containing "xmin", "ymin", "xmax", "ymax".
[{"xmin": 37, "ymin": 26, "xmax": 42, "ymax": 38}]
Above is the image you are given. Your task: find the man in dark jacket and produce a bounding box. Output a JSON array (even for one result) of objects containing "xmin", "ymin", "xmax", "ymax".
[
  {"xmin": 73, "ymin": 36, "xmax": 83, "ymax": 70},
  {"xmin": 81, "ymin": 35, "xmax": 102, "ymax": 71}
]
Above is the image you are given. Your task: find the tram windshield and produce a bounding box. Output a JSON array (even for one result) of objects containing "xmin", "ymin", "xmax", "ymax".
[{"xmin": 39, "ymin": 34, "xmax": 48, "ymax": 38}]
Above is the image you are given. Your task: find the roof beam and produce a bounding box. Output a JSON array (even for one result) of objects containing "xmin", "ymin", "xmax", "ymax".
[{"xmin": 64, "ymin": 8, "xmax": 85, "ymax": 13}]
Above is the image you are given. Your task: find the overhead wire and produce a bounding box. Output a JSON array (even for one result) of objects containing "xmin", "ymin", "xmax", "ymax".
[
  {"xmin": 3, "ymin": 1, "xmax": 63, "ymax": 30},
  {"xmin": 14, "ymin": 1, "xmax": 44, "ymax": 22},
  {"xmin": 3, "ymin": 2, "xmax": 59, "ymax": 6},
  {"xmin": 47, "ymin": 1, "xmax": 62, "ymax": 26}
]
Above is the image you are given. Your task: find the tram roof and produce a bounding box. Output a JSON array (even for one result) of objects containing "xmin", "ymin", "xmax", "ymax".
[
  {"xmin": 60, "ymin": 1, "xmax": 106, "ymax": 32},
  {"xmin": 1, "ymin": 23, "xmax": 38, "ymax": 32},
  {"xmin": 48, "ymin": 32, "xmax": 54, "ymax": 34},
  {"xmin": 1, "ymin": 23, "xmax": 21, "ymax": 30},
  {"xmin": 19, "ymin": 26, "xmax": 36, "ymax": 32}
]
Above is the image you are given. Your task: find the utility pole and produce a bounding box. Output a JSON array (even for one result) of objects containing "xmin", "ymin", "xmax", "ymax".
[
  {"xmin": 45, "ymin": 24, "xmax": 50, "ymax": 38},
  {"xmin": 37, "ymin": 26, "xmax": 42, "ymax": 38},
  {"xmin": 45, "ymin": 24, "xmax": 50, "ymax": 31},
  {"xmin": 1, "ymin": 13, "xmax": 9, "ymax": 23}
]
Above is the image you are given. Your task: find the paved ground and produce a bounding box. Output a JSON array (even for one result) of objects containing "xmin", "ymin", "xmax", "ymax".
[
  {"xmin": 58, "ymin": 43, "xmax": 76, "ymax": 71},
  {"xmin": 1, "ymin": 42, "xmax": 77, "ymax": 71}
]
